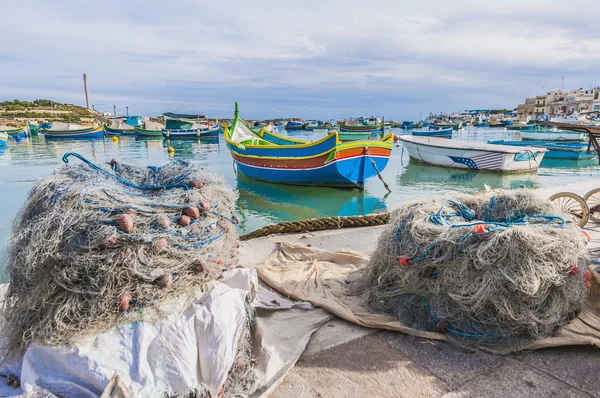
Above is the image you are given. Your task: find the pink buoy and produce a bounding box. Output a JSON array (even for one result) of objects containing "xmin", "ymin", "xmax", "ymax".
[
  {"xmin": 156, "ymin": 215, "xmax": 170, "ymax": 229},
  {"xmin": 154, "ymin": 238, "xmax": 168, "ymax": 252},
  {"xmin": 193, "ymin": 260, "xmax": 206, "ymax": 273},
  {"xmin": 119, "ymin": 293, "xmax": 132, "ymax": 312},
  {"xmin": 110, "ymin": 158, "xmax": 119, "ymax": 166},
  {"xmin": 156, "ymin": 273, "xmax": 172, "ymax": 289},
  {"xmin": 189, "ymin": 180, "xmax": 205, "ymax": 189},
  {"xmin": 179, "ymin": 215, "xmax": 191, "ymax": 227},
  {"xmin": 105, "ymin": 235, "xmax": 118, "ymax": 245},
  {"xmin": 183, "ymin": 206, "xmax": 200, "ymax": 219},
  {"xmin": 116, "ymin": 214, "xmax": 134, "ymax": 233},
  {"xmin": 198, "ymin": 201, "xmax": 210, "ymax": 212},
  {"xmin": 231, "ymin": 215, "xmax": 240, "ymax": 225}
]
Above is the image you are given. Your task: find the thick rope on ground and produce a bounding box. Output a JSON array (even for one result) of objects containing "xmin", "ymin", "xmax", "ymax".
[
  {"xmin": 239, "ymin": 213, "xmax": 390, "ymax": 241},
  {"xmin": 351, "ymin": 190, "xmax": 591, "ymax": 352}
]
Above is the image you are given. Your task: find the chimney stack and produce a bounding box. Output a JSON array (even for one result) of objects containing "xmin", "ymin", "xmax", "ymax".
[{"xmin": 83, "ymin": 73, "xmax": 91, "ymax": 109}]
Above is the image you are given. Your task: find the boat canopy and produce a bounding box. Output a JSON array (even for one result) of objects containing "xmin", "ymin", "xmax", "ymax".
[
  {"xmin": 47, "ymin": 122, "xmax": 88, "ymax": 131},
  {"xmin": 144, "ymin": 121, "xmax": 166, "ymax": 130},
  {"xmin": 163, "ymin": 112, "xmax": 206, "ymax": 119}
]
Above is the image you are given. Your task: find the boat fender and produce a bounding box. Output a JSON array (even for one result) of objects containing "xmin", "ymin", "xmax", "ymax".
[{"xmin": 196, "ymin": 129, "xmax": 201, "ymax": 137}]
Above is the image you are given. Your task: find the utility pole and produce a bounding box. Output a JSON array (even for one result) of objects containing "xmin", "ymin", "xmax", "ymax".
[
  {"xmin": 562, "ymin": 77, "xmax": 564, "ymax": 91},
  {"xmin": 83, "ymin": 73, "xmax": 91, "ymax": 109},
  {"xmin": 126, "ymin": 106, "xmax": 129, "ymax": 117},
  {"xmin": 113, "ymin": 105, "xmax": 117, "ymax": 117}
]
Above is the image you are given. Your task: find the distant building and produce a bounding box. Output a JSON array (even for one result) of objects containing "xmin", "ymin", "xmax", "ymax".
[{"xmin": 517, "ymin": 87, "xmax": 600, "ymax": 121}]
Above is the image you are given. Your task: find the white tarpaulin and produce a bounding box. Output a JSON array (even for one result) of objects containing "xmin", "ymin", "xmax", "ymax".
[{"xmin": 1, "ymin": 269, "xmax": 258, "ymax": 397}]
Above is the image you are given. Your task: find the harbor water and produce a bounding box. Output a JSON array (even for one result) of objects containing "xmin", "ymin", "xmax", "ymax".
[{"xmin": 1, "ymin": 127, "xmax": 599, "ymax": 276}]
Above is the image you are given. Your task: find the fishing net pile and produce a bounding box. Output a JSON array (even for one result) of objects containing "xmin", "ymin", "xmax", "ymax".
[
  {"xmin": 352, "ymin": 190, "xmax": 592, "ymax": 352},
  {"xmin": 2, "ymin": 153, "xmax": 244, "ymax": 357}
]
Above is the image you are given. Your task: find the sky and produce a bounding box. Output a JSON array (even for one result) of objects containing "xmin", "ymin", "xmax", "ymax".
[{"xmin": 1, "ymin": 0, "xmax": 599, "ymax": 120}]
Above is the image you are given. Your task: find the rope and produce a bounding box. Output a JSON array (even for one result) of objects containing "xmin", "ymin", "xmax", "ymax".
[
  {"xmin": 239, "ymin": 213, "xmax": 390, "ymax": 241},
  {"xmin": 62, "ymin": 152, "xmax": 191, "ymax": 191},
  {"xmin": 366, "ymin": 148, "xmax": 392, "ymax": 193}
]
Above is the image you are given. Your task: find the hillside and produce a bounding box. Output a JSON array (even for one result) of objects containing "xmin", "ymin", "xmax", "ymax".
[{"xmin": 0, "ymin": 99, "xmax": 100, "ymax": 126}]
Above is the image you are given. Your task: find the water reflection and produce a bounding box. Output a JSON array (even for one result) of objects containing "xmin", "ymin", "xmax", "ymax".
[{"xmin": 397, "ymin": 159, "xmax": 539, "ymax": 191}]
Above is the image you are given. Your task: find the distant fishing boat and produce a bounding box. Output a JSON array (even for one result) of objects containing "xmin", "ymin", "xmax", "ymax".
[
  {"xmin": 104, "ymin": 120, "xmax": 136, "ymax": 136},
  {"xmin": 398, "ymin": 135, "xmax": 546, "ymax": 172},
  {"xmin": 432, "ymin": 121, "xmax": 463, "ymax": 130},
  {"xmin": 0, "ymin": 131, "xmax": 7, "ymax": 146},
  {"xmin": 488, "ymin": 140, "xmax": 596, "ymax": 160},
  {"xmin": 134, "ymin": 121, "xmax": 165, "ymax": 138},
  {"xmin": 163, "ymin": 124, "xmax": 220, "ymax": 138},
  {"xmin": 161, "ymin": 113, "xmax": 220, "ymax": 138},
  {"xmin": 339, "ymin": 117, "xmax": 384, "ymax": 133},
  {"xmin": 305, "ymin": 121, "xmax": 320, "ymax": 130},
  {"xmin": 0, "ymin": 126, "xmax": 28, "ymax": 138},
  {"xmin": 285, "ymin": 121, "xmax": 304, "ymax": 130},
  {"xmin": 40, "ymin": 123, "xmax": 105, "ymax": 139},
  {"xmin": 225, "ymin": 102, "xmax": 393, "ymax": 189},
  {"xmin": 520, "ymin": 130, "xmax": 585, "ymax": 141},
  {"xmin": 401, "ymin": 121, "xmax": 418, "ymax": 130},
  {"xmin": 488, "ymin": 119, "xmax": 505, "ymax": 128},
  {"xmin": 411, "ymin": 128, "xmax": 453, "ymax": 138},
  {"xmin": 508, "ymin": 122, "xmax": 536, "ymax": 131}
]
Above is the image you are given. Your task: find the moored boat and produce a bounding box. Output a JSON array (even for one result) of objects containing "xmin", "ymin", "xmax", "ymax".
[
  {"xmin": 285, "ymin": 121, "xmax": 304, "ymax": 130},
  {"xmin": 507, "ymin": 123, "xmax": 536, "ymax": 131},
  {"xmin": 520, "ymin": 130, "xmax": 585, "ymax": 141},
  {"xmin": 0, "ymin": 131, "xmax": 7, "ymax": 146},
  {"xmin": 0, "ymin": 126, "xmax": 28, "ymax": 138},
  {"xmin": 398, "ymin": 135, "xmax": 546, "ymax": 172},
  {"xmin": 163, "ymin": 124, "xmax": 220, "ymax": 138},
  {"xmin": 487, "ymin": 140, "xmax": 596, "ymax": 160},
  {"xmin": 432, "ymin": 121, "xmax": 463, "ymax": 130},
  {"xmin": 339, "ymin": 118, "xmax": 384, "ymax": 133},
  {"xmin": 40, "ymin": 123, "xmax": 105, "ymax": 139},
  {"xmin": 411, "ymin": 128, "xmax": 453, "ymax": 138},
  {"xmin": 224, "ymin": 102, "xmax": 393, "ymax": 189},
  {"xmin": 134, "ymin": 121, "xmax": 165, "ymax": 137}
]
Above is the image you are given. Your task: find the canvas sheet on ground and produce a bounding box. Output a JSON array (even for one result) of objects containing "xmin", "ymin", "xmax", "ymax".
[
  {"xmin": 257, "ymin": 243, "xmax": 600, "ymax": 352},
  {"xmin": 0, "ymin": 269, "xmax": 333, "ymax": 397}
]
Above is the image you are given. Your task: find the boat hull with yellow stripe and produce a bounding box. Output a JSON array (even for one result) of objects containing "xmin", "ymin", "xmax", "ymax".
[
  {"xmin": 1, "ymin": 126, "xmax": 28, "ymax": 138},
  {"xmin": 0, "ymin": 131, "xmax": 7, "ymax": 146},
  {"xmin": 40, "ymin": 125, "xmax": 105, "ymax": 139},
  {"xmin": 225, "ymin": 102, "xmax": 393, "ymax": 189}
]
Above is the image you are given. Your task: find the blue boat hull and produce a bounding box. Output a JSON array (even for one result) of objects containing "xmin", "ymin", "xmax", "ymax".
[{"xmin": 235, "ymin": 154, "xmax": 390, "ymax": 189}]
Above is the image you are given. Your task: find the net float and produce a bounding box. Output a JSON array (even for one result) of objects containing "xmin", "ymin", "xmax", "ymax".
[
  {"xmin": 584, "ymin": 269, "xmax": 592, "ymax": 281},
  {"xmin": 231, "ymin": 215, "xmax": 240, "ymax": 224},
  {"xmin": 474, "ymin": 224, "xmax": 488, "ymax": 234},
  {"xmin": 125, "ymin": 209, "xmax": 137, "ymax": 219},
  {"xmin": 119, "ymin": 293, "xmax": 132, "ymax": 312},
  {"xmin": 189, "ymin": 180, "xmax": 204, "ymax": 189},
  {"xmin": 582, "ymin": 230, "xmax": 591, "ymax": 242},
  {"xmin": 198, "ymin": 201, "xmax": 210, "ymax": 212},
  {"xmin": 193, "ymin": 260, "xmax": 206, "ymax": 273},
  {"xmin": 105, "ymin": 235, "xmax": 118, "ymax": 245},
  {"xmin": 399, "ymin": 255, "xmax": 410, "ymax": 267},
  {"xmin": 156, "ymin": 215, "xmax": 170, "ymax": 229},
  {"xmin": 179, "ymin": 215, "xmax": 191, "ymax": 227},
  {"xmin": 436, "ymin": 319, "xmax": 449, "ymax": 333},
  {"xmin": 569, "ymin": 265, "xmax": 580, "ymax": 275},
  {"xmin": 156, "ymin": 273, "xmax": 172, "ymax": 289},
  {"xmin": 116, "ymin": 214, "xmax": 134, "ymax": 233},
  {"xmin": 183, "ymin": 206, "xmax": 200, "ymax": 219},
  {"xmin": 110, "ymin": 158, "xmax": 119, "ymax": 166},
  {"xmin": 154, "ymin": 238, "xmax": 168, "ymax": 252}
]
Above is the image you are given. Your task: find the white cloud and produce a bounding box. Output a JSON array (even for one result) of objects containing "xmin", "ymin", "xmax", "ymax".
[{"xmin": 0, "ymin": 0, "xmax": 598, "ymax": 118}]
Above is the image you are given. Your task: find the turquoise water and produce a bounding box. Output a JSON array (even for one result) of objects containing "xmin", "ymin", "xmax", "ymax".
[{"xmin": 1, "ymin": 127, "xmax": 599, "ymax": 265}]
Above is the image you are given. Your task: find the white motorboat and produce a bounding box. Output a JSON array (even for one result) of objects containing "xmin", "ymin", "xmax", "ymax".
[{"xmin": 398, "ymin": 135, "xmax": 547, "ymax": 172}]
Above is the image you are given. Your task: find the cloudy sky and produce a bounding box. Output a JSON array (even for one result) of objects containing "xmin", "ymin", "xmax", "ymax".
[{"xmin": 1, "ymin": 0, "xmax": 599, "ymax": 119}]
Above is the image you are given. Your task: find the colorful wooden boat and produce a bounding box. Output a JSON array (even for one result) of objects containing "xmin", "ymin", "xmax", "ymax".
[
  {"xmin": 520, "ymin": 130, "xmax": 585, "ymax": 141},
  {"xmin": 163, "ymin": 124, "xmax": 220, "ymax": 138},
  {"xmin": 1, "ymin": 126, "xmax": 28, "ymax": 138},
  {"xmin": 0, "ymin": 131, "xmax": 7, "ymax": 146},
  {"xmin": 134, "ymin": 127, "xmax": 164, "ymax": 137},
  {"xmin": 105, "ymin": 125, "xmax": 136, "ymax": 136},
  {"xmin": 398, "ymin": 135, "xmax": 547, "ymax": 172},
  {"xmin": 40, "ymin": 125, "xmax": 105, "ymax": 139},
  {"xmin": 285, "ymin": 121, "xmax": 304, "ymax": 130},
  {"xmin": 225, "ymin": 102, "xmax": 393, "ymax": 189},
  {"xmin": 412, "ymin": 128, "xmax": 453, "ymax": 138},
  {"xmin": 339, "ymin": 120, "xmax": 383, "ymax": 133},
  {"xmin": 487, "ymin": 140, "xmax": 596, "ymax": 160}
]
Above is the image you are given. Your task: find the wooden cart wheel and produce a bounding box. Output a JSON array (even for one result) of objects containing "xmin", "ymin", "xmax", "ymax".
[
  {"xmin": 583, "ymin": 188, "xmax": 600, "ymax": 224},
  {"xmin": 549, "ymin": 192, "xmax": 589, "ymax": 228}
]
